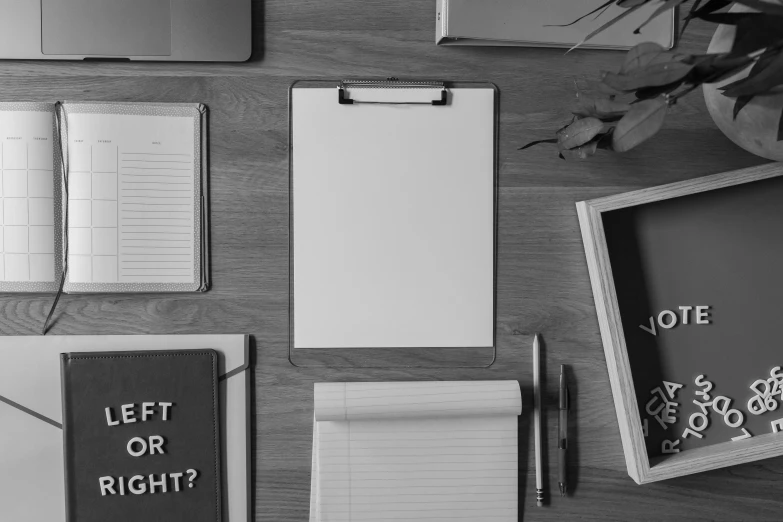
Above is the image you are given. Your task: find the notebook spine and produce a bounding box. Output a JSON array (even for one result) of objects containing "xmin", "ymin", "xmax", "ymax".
[
  {"xmin": 60, "ymin": 354, "xmax": 76, "ymax": 522},
  {"xmin": 55, "ymin": 102, "xmax": 69, "ymax": 275},
  {"xmin": 42, "ymin": 103, "xmax": 70, "ymax": 334}
]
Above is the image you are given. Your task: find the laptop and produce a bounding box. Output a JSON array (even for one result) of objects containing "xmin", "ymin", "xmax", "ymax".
[{"xmin": 0, "ymin": 0, "xmax": 251, "ymax": 61}]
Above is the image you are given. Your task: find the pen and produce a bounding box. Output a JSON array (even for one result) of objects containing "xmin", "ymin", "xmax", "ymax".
[
  {"xmin": 558, "ymin": 364, "xmax": 569, "ymax": 496},
  {"xmin": 533, "ymin": 334, "xmax": 543, "ymax": 507}
]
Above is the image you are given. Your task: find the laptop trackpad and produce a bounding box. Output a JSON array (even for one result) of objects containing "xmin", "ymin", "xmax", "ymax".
[{"xmin": 42, "ymin": 0, "xmax": 171, "ymax": 56}]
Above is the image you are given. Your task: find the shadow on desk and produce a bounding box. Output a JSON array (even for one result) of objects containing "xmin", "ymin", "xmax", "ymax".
[
  {"xmin": 566, "ymin": 363, "xmax": 580, "ymax": 497},
  {"xmin": 248, "ymin": 335, "xmax": 258, "ymax": 519},
  {"xmin": 248, "ymin": 0, "xmax": 265, "ymax": 62},
  {"xmin": 518, "ymin": 388, "xmax": 533, "ymax": 516}
]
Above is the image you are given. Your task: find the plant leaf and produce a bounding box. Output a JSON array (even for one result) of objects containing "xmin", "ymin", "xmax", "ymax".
[
  {"xmin": 612, "ymin": 97, "xmax": 668, "ymax": 152},
  {"xmin": 688, "ymin": 0, "xmax": 732, "ymax": 18},
  {"xmin": 697, "ymin": 12, "xmax": 768, "ymax": 24},
  {"xmin": 560, "ymin": 139, "xmax": 599, "ymax": 160},
  {"xmin": 732, "ymin": 0, "xmax": 783, "ymax": 16},
  {"xmin": 558, "ymin": 117, "xmax": 605, "ymax": 149},
  {"xmin": 680, "ymin": 0, "xmax": 703, "ymax": 36},
  {"xmin": 634, "ymin": 0, "xmax": 688, "ymax": 34},
  {"xmin": 603, "ymin": 58, "xmax": 694, "ymax": 91},
  {"xmin": 595, "ymin": 98, "xmax": 633, "ymax": 118},
  {"xmin": 729, "ymin": 16, "xmax": 783, "ymax": 57},
  {"xmin": 778, "ymin": 108, "xmax": 783, "ymax": 141},
  {"xmin": 687, "ymin": 53, "xmax": 754, "ymax": 83},
  {"xmin": 596, "ymin": 128, "xmax": 616, "ymax": 150},
  {"xmin": 733, "ymin": 95, "xmax": 755, "ymax": 119},
  {"xmin": 634, "ymin": 80, "xmax": 684, "ymax": 99},
  {"xmin": 594, "ymin": 78, "xmax": 623, "ymax": 96},
  {"xmin": 618, "ymin": 0, "xmax": 649, "ymax": 7},
  {"xmin": 622, "ymin": 42, "xmax": 665, "ymax": 73},
  {"xmin": 544, "ymin": 0, "xmax": 616, "ymax": 28},
  {"xmin": 721, "ymin": 51, "xmax": 783, "ymax": 97},
  {"xmin": 572, "ymin": 94, "xmax": 632, "ymax": 120},
  {"xmin": 591, "ymin": 1, "xmax": 615, "ymax": 21},
  {"xmin": 519, "ymin": 138, "xmax": 558, "ymax": 150},
  {"xmin": 567, "ymin": 2, "xmax": 648, "ymax": 53},
  {"xmin": 729, "ymin": 53, "xmax": 776, "ymax": 118},
  {"xmin": 556, "ymin": 117, "xmax": 576, "ymax": 134}
]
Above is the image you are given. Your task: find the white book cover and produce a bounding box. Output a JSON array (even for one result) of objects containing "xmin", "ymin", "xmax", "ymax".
[{"xmin": 437, "ymin": 0, "xmax": 675, "ymax": 50}]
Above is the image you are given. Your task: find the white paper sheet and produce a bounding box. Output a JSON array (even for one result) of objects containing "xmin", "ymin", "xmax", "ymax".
[
  {"xmin": 310, "ymin": 381, "xmax": 521, "ymax": 522},
  {"xmin": 292, "ymin": 86, "xmax": 495, "ymax": 349},
  {"xmin": 65, "ymin": 112, "xmax": 195, "ymax": 284},
  {"xmin": 0, "ymin": 110, "xmax": 56, "ymax": 282}
]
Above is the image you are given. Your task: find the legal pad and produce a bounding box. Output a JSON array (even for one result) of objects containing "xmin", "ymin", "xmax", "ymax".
[
  {"xmin": 310, "ymin": 381, "xmax": 522, "ymax": 522},
  {"xmin": 0, "ymin": 102, "xmax": 208, "ymax": 293}
]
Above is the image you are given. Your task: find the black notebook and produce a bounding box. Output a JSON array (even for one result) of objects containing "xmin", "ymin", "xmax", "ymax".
[{"xmin": 60, "ymin": 349, "xmax": 222, "ymax": 522}]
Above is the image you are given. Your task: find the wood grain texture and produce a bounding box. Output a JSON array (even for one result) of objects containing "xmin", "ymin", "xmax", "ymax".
[
  {"xmin": 577, "ymin": 201, "xmax": 646, "ymax": 484},
  {"xmin": 578, "ymin": 164, "xmax": 783, "ymax": 484},
  {"xmin": 1, "ymin": 1, "xmax": 781, "ymax": 520}
]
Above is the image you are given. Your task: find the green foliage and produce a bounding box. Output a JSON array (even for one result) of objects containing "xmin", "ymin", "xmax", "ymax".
[
  {"xmin": 572, "ymin": 95, "xmax": 632, "ymax": 120},
  {"xmin": 558, "ymin": 117, "xmax": 605, "ymax": 149},
  {"xmin": 621, "ymin": 42, "xmax": 666, "ymax": 72},
  {"xmin": 521, "ymin": 0, "xmax": 783, "ymax": 160},
  {"xmin": 603, "ymin": 57, "xmax": 694, "ymax": 90},
  {"xmin": 721, "ymin": 52, "xmax": 783, "ymax": 96},
  {"xmin": 612, "ymin": 98, "xmax": 669, "ymax": 151}
]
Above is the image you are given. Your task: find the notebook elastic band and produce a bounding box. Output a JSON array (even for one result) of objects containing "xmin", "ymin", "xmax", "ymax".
[{"xmin": 43, "ymin": 102, "xmax": 69, "ymax": 335}]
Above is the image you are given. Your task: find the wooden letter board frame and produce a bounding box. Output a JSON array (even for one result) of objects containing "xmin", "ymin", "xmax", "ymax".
[{"xmin": 576, "ymin": 163, "xmax": 783, "ymax": 484}]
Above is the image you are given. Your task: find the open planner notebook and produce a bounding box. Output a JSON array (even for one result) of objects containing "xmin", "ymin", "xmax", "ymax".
[
  {"xmin": 0, "ymin": 101, "xmax": 208, "ymax": 293},
  {"xmin": 310, "ymin": 381, "xmax": 522, "ymax": 522}
]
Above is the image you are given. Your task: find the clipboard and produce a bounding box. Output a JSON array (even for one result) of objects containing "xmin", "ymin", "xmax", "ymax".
[{"xmin": 289, "ymin": 79, "xmax": 498, "ymax": 368}]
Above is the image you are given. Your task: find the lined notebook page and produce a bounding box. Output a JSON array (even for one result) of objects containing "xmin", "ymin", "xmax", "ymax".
[
  {"xmin": 64, "ymin": 111, "xmax": 196, "ymax": 285},
  {"xmin": 0, "ymin": 107, "xmax": 57, "ymax": 284},
  {"xmin": 311, "ymin": 381, "xmax": 521, "ymax": 522}
]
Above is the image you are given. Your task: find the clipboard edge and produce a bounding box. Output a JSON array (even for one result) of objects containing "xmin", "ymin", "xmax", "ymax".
[{"xmin": 286, "ymin": 79, "xmax": 499, "ymax": 369}]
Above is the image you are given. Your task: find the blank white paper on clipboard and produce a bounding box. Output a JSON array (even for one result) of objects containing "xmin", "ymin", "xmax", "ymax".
[{"xmin": 291, "ymin": 81, "xmax": 496, "ymax": 350}]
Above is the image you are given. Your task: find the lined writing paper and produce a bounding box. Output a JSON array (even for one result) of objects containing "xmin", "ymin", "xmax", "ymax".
[
  {"xmin": 118, "ymin": 148, "xmax": 193, "ymax": 282},
  {"xmin": 65, "ymin": 112, "xmax": 195, "ymax": 284},
  {"xmin": 311, "ymin": 381, "xmax": 521, "ymax": 522},
  {"xmin": 0, "ymin": 109, "xmax": 56, "ymax": 282}
]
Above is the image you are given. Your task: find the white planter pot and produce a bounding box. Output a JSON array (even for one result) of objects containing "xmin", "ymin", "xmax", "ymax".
[{"xmin": 703, "ymin": 6, "xmax": 783, "ymax": 161}]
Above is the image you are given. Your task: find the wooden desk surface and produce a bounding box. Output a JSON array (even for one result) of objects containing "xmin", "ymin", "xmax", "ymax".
[{"xmin": 0, "ymin": 1, "xmax": 779, "ymax": 520}]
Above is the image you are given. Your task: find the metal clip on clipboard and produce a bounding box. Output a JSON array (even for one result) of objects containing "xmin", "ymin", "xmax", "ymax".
[{"xmin": 337, "ymin": 78, "xmax": 449, "ymax": 105}]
